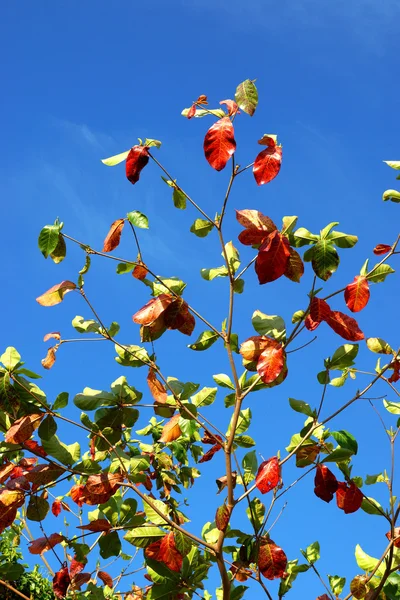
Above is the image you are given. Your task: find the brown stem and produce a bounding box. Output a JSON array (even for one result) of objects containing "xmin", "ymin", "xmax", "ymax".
[{"xmin": 0, "ymin": 579, "xmax": 31, "ymax": 600}]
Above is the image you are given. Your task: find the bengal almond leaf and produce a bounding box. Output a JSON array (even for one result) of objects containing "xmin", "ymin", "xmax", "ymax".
[
  {"xmin": 296, "ymin": 444, "xmax": 319, "ymax": 467},
  {"xmin": 236, "ymin": 209, "xmax": 277, "ymax": 246},
  {"xmin": 242, "ymin": 450, "xmax": 258, "ymax": 485},
  {"xmin": 101, "ymin": 149, "xmax": 130, "ymax": 166},
  {"xmin": 188, "ymin": 330, "xmax": 219, "ymax": 351},
  {"xmin": 255, "ymin": 231, "xmax": 290, "ymax": 284},
  {"xmin": 366, "ymin": 337, "xmax": 393, "ymax": 354},
  {"xmin": 355, "ymin": 544, "xmax": 385, "ymax": 574},
  {"xmin": 310, "ymin": 297, "xmax": 331, "ymax": 324},
  {"xmin": 43, "ymin": 332, "xmax": 61, "ymax": 342},
  {"xmin": 289, "ymin": 398, "xmax": 315, "ymax": 417},
  {"xmin": 158, "ymin": 532, "xmax": 183, "ymax": 572},
  {"xmin": 147, "ymin": 369, "xmax": 167, "ymax": 403},
  {"xmin": 331, "ymin": 430, "xmax": 358, "ymax": 454},
  {"xmin": 284, "ymin": 247, "xmax": 304, "ymax": 282},
  {"xmin": 365, "ymin": 472, "xmax": 389, "ymax": 485},
  {"xmin": 5, "ymin": 413, "xmax": 43, "ymax": 444},
  {"xmin": 215, "ymin": 504, "xmax": 230, "ymax": 531},
  {"xmin": 27, "ymin": 495, "xmax": 49, "ymax": 521},
  {"xmin": 38, "ymin": 415, "xmax": 57, "ymax": 441},
  {"xmin": 360, "ymin": 497, "xmax": 385, "ymax": 517},
  {"xmin": 203, "ymin": 117, "xmax": 236, "ymax": 171},
  {"xmin": 326, "ymin": 311, "xmax": 364, "ymax": 341},
  {"xmin": 173, "ymin": 187, "xmax": 187, "ymax": 209},
  {"xmin": 233, "ymin": 279, "xmax": 245, "ymax": 294},
  {"xmin": 38, "ymin": 222, "xmax": 62, "ymax": 258},
  {"xmin": 201, "ymin": 265, "xmax": 229, "ymax": 280},
  {"xmin": 219, "ymin": 99, "xmax": 239, "ymax": 116},
  {"xmin": 126, "ymin": 145, "xmax": 150, "ymax": 184},
  {"xmin": 257, "ymin": 343, "xmax": 285, "ymax": 384},
  {"xmin": 258, "ymin": 538, "xmax": 287, "ymax": 580},
  {"xmin": 293, "ymin": 227, "xmax": 319, "ymax": 247},
  {"xmin": 98, "ymin": 571, "xmax": 113, "ymax": 588},
  {"xmin": 383, "ymin": 189, "xmax": 400, "ymax": 202},
  {"xmin": 328, "ymin": 575, "xmax": 346, "ymax": 596},
  {"xmin": 25, "ymin": 464, "xmax": 65, "ymax": 486},
  {"xmin": 144, "ymin": 138, "xmax": 162, "ymax": 148},
  {"xmin": 50, "ymin": 235, "xmax": 67, "ymax": 264},
  {"xmin": 252, "ymin": 311, "xmax": 286, "ymax": 342},
  {"xmin": 384, "ymin": 160, "xmax": 400, "ymax": 170},
  {"xmin": 301, "ymin": 540, "xmax": 320, "ymax": 564},
  {"xmin": 246, "ymin": 497, "xmax": 265, "ymax": 532},
  {"xmin": 191, "ymin": 387, "xmax": 217, "ymax": 407},
  {"xmin": 373, "ymin": 244, "xmax": 392, "ymax": 255},
  {"xmin": 330, "ymin": 373, "xmax": 348, "ymax": 387},
  {"xmin": 36, "ymin": 281, "xmax": 76, "ymax": 307},
  {"xmin": 224, "ymin": 241, "xmax": 240, "ymax": 274},
  {"xmin": 234, "ymin": 79, "xmax": 258, "ymax": 116},
  {"xmin": 314, "ymin": 465, "xmax": 338, "ymax": 503},
  {"xmin": 327, "ymin": 344, "xmax": 359, "ymax": 370},
  {"xmin": 255, "ymin": 457, "xmax": 280, "ymax": 494},
  {"xmin": 0, "ymin": 564, "xmax": 25, "ymax": 581},
  {"xmin": 41, "ymin": 347, "xmax": 56, "ymax": 370},
  {"xmin": 181, "ymin": 107, "xmax": 226, "ymax": 119},
  {"xmin": 383, "ymin": 399, "xmax": 400, "ymax": 415},
  {"xmin": 174, "ymin": 532, "xmax": 192, "ymax": 558},
  {"xmin": 322, "ymin": 448, "xmax": 354, "ymax": 463},
  {"xmin": 350, "ymin": 575, "xmax": 370, "ymax": 599},
  {"xmin": 127, "ymin": 210, "xmax": 149, "ymax": 229},
  {"xmin": 190, "ymin": 218, "xmax": 214, "ymax": 238},
  {"xmin": 74, "ymin": 388, "xmax": 116, "ymax": 411},
  {"xmin": 327, "ymin": 230, "xmax": 358, "ymax": 248},
  {"xmin": 28, "ymin": 533, "xmax": 65, "ymax": 555},
  {"xmin": 159, "ymin": 415, "xmax": 181, "ymax": 443},
  {"xmin": 0, "ymin": 347, "xmax": 21, "ymax": 370},
  {"xmin": 253, "ymin": 145, "xmax": 282, "ymax": 186},
  {"xmin": 312, "ymin": 240, "xmax": 339, "ymax": 281},
  {"xmin": 213, "ymin": 373, "xmax": 235, "ymax": 389},
  {"xmin": 344, "ymin": 276, "xmax": 370, "ymax": 312},
  {"xmin": 367, "ymin": 263, "xmax": 395, "ymax": 283},
  {"xmin": 292, "ymin": 309, "xmax": 306, "ymax": 324},
  {"xmin": 336, "ymin": 481, "xmax": 363, "ymax": 513},
  {"xmin": 234, "ymin": 435, "xmax": 256, "ymax": 448},
  {"xmin": 103, "ymin": 219, "xmax": 125, "ymax": 253},
  {"xmin": 143, "ymin": 496, "xmax": 170, "ymax": 526}
]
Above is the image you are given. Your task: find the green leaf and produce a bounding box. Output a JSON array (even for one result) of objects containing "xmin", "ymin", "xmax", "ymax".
[
  {"xmin": 233, "ymin": 279, "xmax": 245, "ymax": 294},
  {"xmin": 0, "ymin": 563, "xmax": 25, "ymax": 581},
  {"xmin": 278, "ymin": 560, "xmax": 309, "ymax": 596},
  {"xmin": 384, "ymin": 160, "xmax": 400, "ymax": 170},
  {"xmin": 281, "ymin": 215, "xmax": 298, "ymax": 235},
  {"xmin": 72, "ymin": 316, "xmax": 101, "ymax": 334},
  {"xmin": 312, "ymin": 240, "xmax": 340, "ymax": 281},
  {"xmin": 213, "ymin": 374, "xmax": 235, "ymax": 389},
  {"xmin": 38, "ymin": 415, "xmax": 57, "ymax": 441},
  {"xmin": 125, "ymin": 526, "xmax": 165, "ymax": 547},
  {"xmin": 367, "ymin": 264, "xmax": 395, "ymax": 283},
  {"xmin": 242, "ymin": 450, "xmax": 258, "ymax": 485},
  {"xmin": 224, "ymin": 393, "xmax": 236, "ymax": 408},
  {"xmin": 127, "ymin": 211, "xmax": 149, "ymax": 229},
  {"xmin": 246, "ymin": 497, "xmax": 264, "ymax": 533},
  {"xmin": 293, "ymin": 227, "xmax": 319, "ymax": 247},
  {"xmin": 101, "ymin": 149, "xmax": 130, "ymax": 166},
  {"xmin": 322, "ymin": 448, "xmax": 354, "ymax": 463},
  {"xmin": 224, "ymin": 241, "xmax": 240, "ymax": 274},
  {"xmin": 38, "ymin": 222, "xmax": 62, "ymax": 258},
  {"xmin": 201, "ymin": 265, "xmax": 229, "ymax": 281},
  {"xmin": 383, "ymin": 573, "xmax": 400, "ymax": 600},
  {"xmin": 365, "ymin": 472, "xmax": 389, "ymax": 485},
  {"xmin": 292, "ymin": 309, "xmax": 306, "ymax": 324},
  {"xmin": 327, "ymin": 231, "xmax": 358, "ymax": 248},
  {"xmin": 361, "ymin": 497, "xmax": 386, "ymax": 517},
  {"xmin": 355, "ymin": 544, "xmax": 385, "ymax": 574},
  {"xmin": 191, "ymin": 387, "xmax": 217, "ymax": 408},
  {"xmin": 227, "ymin": 408, "xmax": 251, "ymax": 437},
  {"xmin": 0, "ymin": 347, "xmax": 21, "ymax": 370},
  {"xmin": 143, "ymin": 496, "xmax": 170, "ymax": 526},
  {"xmin": 327, "ymin": 344, "xmax": 359, "ymax": 370},
  {"xmin": 41, "ymin": 435, "xmax": 79, "ymax": 465},
  {"xmin": 366, "ymin": 337, "xmax": 393, "ymax": 354},
  {"xmin": 188, "ymin": 330, "xmax": 219, "ymax": 351},
  {"xmin": 27, "ymin": 495, "xmax": 49, "ymax": 521},
  {"xmin": 328, "ymin": 575, "xmax": 346, "ymax": 596},
  {"xmin": 330, "ymin": 373, "xmax": 348, "ymax": 387},
  {"xmin": 144, "ymin": 138, "xmax": 161, "ymax": 148},
  {"xmin": 143, "ymin": 276, "xmax": 186, "ymax": 297},
  {"xmin": 115, "ymin": 344, "xmax": 150, "ymax": 367},
  {"xmin": 252, "ymin": 311, "xmax": 286, "ymax": 342},
  {"xmin": 383, "ymin": 189, "xmax": 400, "ymax": 203},
  {"xmin": 146, "ymin": 559, "xmax": 180, "ymax": 584},
  {"xmin": 320, "ymin": 222, "xmax": 339, "ymax": 239},
  {"xmin": 289, "ymin": 398, "xmax": 315, "ymax": 418},
  {"xmin": 234, "ymin": 435, "xmax": 255, "ymax": 448},
  {"xmin": 383, "ymin": 400, "xmax": 400, "ymax": 415},
  {"xmin": 331, "ymin": 430, "xmax": 358, "ymax": 454},
  {"xmin": 190, "ymin": 218, "xmax": 214, "ymax": 238},
  {"xmin": 317, "ymin": 370, "xmax": 330, "ymax": 384},
  {"xmin": 301, "ymin": 541, "xmax": 320, "ymax": 564},
  {"xmin": 50, "ymin": 234, "xmax": 67, "ymax": 264},
  {"xmin": 99, "ymin": 530, "xmax": 121, "ymax": 558},
  {"xmin": 116, "ymin": 262, "xmax": 136, "ymax": 275},
  {"xmin": 173, "ymin": 187, "xmax": 187, "ymax": 209},
  {"xmin": 74, "ymin": 388, "xmax": 116, "ymax": 411},
  {"xmin": 234, "ymin": 79, "xmax": 258, "ymax": 116},
  {"xmin": 79, "ymin": 254, "xmax": 91, "ymax": 275},
  {"xmin": 360, "ymin": 258, "xmax": 369, "ymax": 276},
  {"xmin": 181, "ymin": 107, "xmax": 226, "ymax": 118}
]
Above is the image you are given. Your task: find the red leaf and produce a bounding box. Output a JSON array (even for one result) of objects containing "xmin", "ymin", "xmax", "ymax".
[
  {"xmin": 236, "ymin": 209, "xmax": 277, "ymax": 247},
  {"xmin": 344, "ymin": 276, "xmax": 370, "ymax": 313},
  {"xmin": 0, "ymin": 462, "xmax": 16, "ymax": 484},
  {"xmin": 69, "ymin": 557, "xmax": 85, "ymax": 579},
  {"xmin": 43, "ymin": 332, "xmax": 61, "ymax": 342},
  {"xmin": 388, "ymin": 359, "xmax": 400, "ymax": 383},
  {"xmin": 82, "ymin": 472, "xmax": 123, "ymax": 504},
  {"xmin": 187, "ymin": 104, "xmax": 196, "ymax": 119},
  {"xmin": 219, "ymin": 99, "xmax": 239, "ymax": 116},
  {"xmin": 72, "ymin": 572, "xmax": 91, "ymax": 589},
  {"xmin": 158, "ymin": 532, "xmax": 183, "ymax": 572},
  {"xmin": 317, "ymin": 596, "xmax": 331, "ymax": 600},
  {"xmin": 386, "ymin": 527, "xmax": 400, "ymax": 548},
  {"xmin": 284, "ymin": 247, "xmax": 304, "ymax": 283},
  {"xmin": 53, "ymin": 566, "xmax": 71, "ymax": 599},
  {"xmin": 215, "ymin": 504, "xmax": 230, "ymax": 531},
  {"xmin": 314, "ymin": 464, "xmax": 338, "ymax": 503},
  {"xmin": 257, "ymin": 342, "xmax": 286, "ymax": 384},
  {"xmin": 132, "ymin": 262, "xmax": 148, "ymax": 280},
  {"xmin": 102, "ymin": 219, "xmax": 125, "ymax": 253},
  {"xmin": 305, "ymin": 314, "xmax": 320, "ymax": 331},
  {"xmin": 159, "ymin": 415, "xmax": 181, "ymax": 443},
  {"xmin": 255, "ymin": 457, "xmax": 280, "ymax": 494},
  {"xmin": 147, "ymin": 369, "xmax": 167, "ymax": 403},
  {"xmin": 373, "ymin": 244, "xmax": 391, "ymax": 256},
  {"xmin": 25, "ymin": 464, "xmax": 65, "ymax": 486},
  {"xmin": 239, "ymin": 336, "xmax": 273, "ymax": 362},
  {"xmin": 255, "ymin": 231, "xmax": 290, "ymax": 284},
  {"xmin": 70, "ymin": 484, "xmax": 86, "ymax": 507},
  {"xmin": 29, "ymin": 533, "xmax": 64, "ymax": 555},
  {"xmin": 310, "ymin": 297, "xmax": 331, "ymax": 323},
  {"xmin": 22, "ymin": 440, "xmax": 47, "ymax": 458},
  {"xmin": 336, "ymin": 481, "xmax": 363, "ymax": 514},
  {"xmin": 253, "ymin": 145, "xmax": 282, "ymax": 186},
  {"xmin": 326, "ymin": 311, "xmax": 364, "ymax": 341},
  {"xmin": 133, "ymin": 294, "xmax": 174, "ymax": 326},
  {"xmin": 5, "ymin": 414, "xmax": 43, "ymax": 445},
  {"xmin": 258, "ymin": 538, "xmax": 287, "ymax": 580},
  {"xmin": 126, "ymin": 145, "xmax": 150, "ymax": 185},
  {"xmin": 203, "ymin": 117, "xmax": 236, "ymax": 171},
  {"xmin": 199, "ymin": 443, "xmax": 223, "ymax": 463},
  {"xmin": 52, "ymin": 500, "xmax": 62, "ymax": 517},
  {"xmin": 98, "ymin": 571, "xmax": 114, "ymax": 588},
  {"xmin": 144, "ymin": 539, "xmax": 162, "ymax": 561},
  {"xmin": 77, "ymin": 519, "xmax": 112, "ymax": 533}
]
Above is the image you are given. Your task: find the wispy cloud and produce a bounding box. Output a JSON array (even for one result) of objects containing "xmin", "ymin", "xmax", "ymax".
[{"xmin": 52, "ymin": 118, "xmax": 116, "ymax": 153}]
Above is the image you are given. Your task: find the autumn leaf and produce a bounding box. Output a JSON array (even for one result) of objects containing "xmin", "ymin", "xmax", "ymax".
[
  {"xmin": 236, "ymin": 209, "xmax": 277, "ymax": 247},
  {"xmin": 326, "ymin": 311, "xmax": 364, "ymax": 341},
  {"xmin": 5, "ymin": 414, "xmax": 43, "ymax": 444},
  {"xmin": 258, "ymin": 538, "xmax": 287, "ymax": 580},
  {"xmin": 69, "ymin": 557, "xmax": 85, "ymax": 579},
  {"xmin": 85, "ymin": 472, "xmax": 123, "ymax": 499},
  {"xmin": 350, "ymin": 575, "xmax": 370, "ymax": 599},
  {"xmin": 132, "ymin": 262, "xmax": 148, "ymax": 280},
  {"xmin": 25, "ymin": 464, "xmax": 65, "ymax": 486},
  {"xmin": 344, "ymin": 276, "xmax": 370, "ymax": 312},
  {"xmin": 147, "ymin": 369, "xmax": 167, "ymax": 403},
  {"xmin": 102, "ymin": 219, "xmax": 125, "ymax": 253},
  {"xmin": 253, "ymin": 143, "xmax": 282, "ymax": 186},
  {"xmin": 159, "ymin": 415, "xmax": 182, "ymax": 443},
  {"xmin": 0, "ymin": 489, "xmax": 25, "ymax": 533},
  {"xmin": 28, "ymin": 533, "xmax": 65, "ymax": 555},
  {"xmin": 255, "ymin": 457, "xmax": 280, "ymax": 494},
  {"xmin": 41, "ymin": 347, "xmax": 56, "ymax": 370},
  {"xmin": 239, "ymin": 336, "xmax": 274, "ymax": 362},
  {"xmin": 284, "ymin": 247, "xmax": 304, "ymax": 282},
  {"xmin": 53, "ymin": 566, "xmax": 71, "ymax": 599},
  {"xmin": 235, "ymin": 79, "xmax": 258, "ymax": 116},
  {"xmin": 43, "ymin": 332, "xmax": 61, "ymax": 342},
  {"xmin": 255, "ymin": 231, "xmax": 291, "ymax": 284},
  {"xmin": 22, "ymin": 440, "xmax": 47, "ymax": 458},
  {"xmin": 158, "ymin": 532, "xmax": 183, "ymax": 572},
  {"xmin": 219, "ymin": 99, "xmax": 239, "ymax": 116},
  {"xmin": 305, "ymin": 314, "xmax": 320, "ymax": 331},
  {"xmin": 98, "ymin": 571, "xmax": 114, "ymax": 588},
  {"xmin": 373, "ymin": 244, "xmax": 391, "ymax": 256},
  {"xmin": 76, "ymin": 519, "xmax": 112, "ymax": 533},
  {"xmin": 336, "ymin": 481, "xmax": 363, "ymax": 513},
  {"xmin": 36, "ymin": 281, "xmax": 76, "ymax": 307},
  {"xmin": 296, "ymin": 444, "xmax": 319, "ymax": 467},
  {"xmin": 133, "ymin": 294, "xmax": 175, "ymax": 326},
  {"xmin": 186, "ymin": 104, "xmax": 196, "ymax": 119},
  {"xmin": 257, "ymin": 342, "xmax": 286, "ymax": 384},
  {"xmin": 310, "ymin": 297, "xmax": 331, "ymax": 323},
  {"xmin": 125, "ymin": 145, "xmax": 150, "ymax": 185},
  {"xmin": 51, "ymin": 499, "xmax": 62, "ymax": 517},
  {"xmin": 314, "ymin": 464, "xmax": 338, "ymax": 503},
  {"xmin": 199, "ymin": 436, "xmax": 223, "ymax": 463},
  {"xmin": 385, "ymin": 526, "xmax": 400, "ymax": 548},
  {"xmin": 215, "ymin": 504, "xmax": 230, "ymax": 531},
  {"xmin": 203, "ymin": 117, "xmax": 236, "ymax": 171}
]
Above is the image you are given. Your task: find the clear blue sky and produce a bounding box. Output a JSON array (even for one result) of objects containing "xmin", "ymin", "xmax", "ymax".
[{"xmin": 1, "ymin": 1, "xmax": 399, "ymax": 598}]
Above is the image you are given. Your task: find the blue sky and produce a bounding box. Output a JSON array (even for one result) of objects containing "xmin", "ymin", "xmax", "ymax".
[{"xmin": 1, "ymin": 1, "xmax": 399, "ymax": 598}]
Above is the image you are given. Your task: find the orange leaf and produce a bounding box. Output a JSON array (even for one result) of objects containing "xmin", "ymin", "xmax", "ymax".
[
  {"xmin": 239, "ymin": 336, "xmax": 273, "ymax": 362},
  {"xmin": 386, "ymin": 526, "xmax": 400, "ymax": 548},
  {"xmin": 98, "ymin": 571, "xmax": 113, "ymax": 588},
  {"xmin": 158, "ymin": 532, "xmax": 183, "ymax": 572},
  {"xmin": 284, "ymin": 247, "xmax": 304, "ymax": 283},
  {"xmin": 258, "ymin": 538, "xmax": 287, "ymax": 580},
  {"xmin": 187, "ymin": 104, "xmax": 196, "ymax": 119},
  {"xmin": 43, "ymin": 332, "xmax": 61, "ymax": 342},
  {"xmin": 133, "ymin": 294, "xmax": 174, "ymax": 326},
  {"xmin": 159, "ymin": 415, "xmax": 181, "ymax": 443},
  {"xmin": 326, "ymin": 311, "xmax": 364, "ymax": 341},
  {"xmin": 215, "ymin": 504, "xmax": 230, "ymax": 531},
  {"xmin": 253, "ymin": 145, "xmax": 282, "ymax": 186},
  {"xmin": 257, "ymin": 342, "xmax": 285, "ymax": 384},
  {"xmin": 255, "ymin": 457, "xmax": 280, "ymax": 494},
  {"xmin": 77, "ymin": 519, "xmax": 112, "ymax": 532},
  {"xmin": 28, "ymin": 532, "xmax": 64, "ymax": 555},
  {"xmin": 236, "ymin": 209, "xmax": 277, "ymax": 247},
  {"xmin": 132, "ymin": 262, "xmax": 148, "ymax": 280},
  {"xmin": 25, "ymin": 464, "xmax": 65, "ymax": 486},
  {"xmin": 147, "ymin": 369, "xmax": 167, "ymax": 403},
  {"xmin": 203, "ymin": 117, "xmax": 236, "ymax": 171},
  {"xmin": 310, "ymin": 297, "xmax": 331, "ymax": 323},
  {"xmin": 36, "ymin": 281, "xmax": 76, "ymax": 307},
  {"xmin": 52, "ymin": 500, "xmax": 62, "ymax": 517},
  {"xmin": 102, "ymin": 219, "xmax": 125, "ymax": 253},
  {"xmin": 0, "ymin": 489, "xmax": 25, "ymax": 533},
  {"xmin": 344, "ymin": 276, "xmax": 370, "ymax": 313},
  {"xmin": 5, "ymin": 414, "xmax": 43, "ymax": 445},
  {"xmin": 41, "ymin": 347, "xmax": 56, "ymax": 370}
]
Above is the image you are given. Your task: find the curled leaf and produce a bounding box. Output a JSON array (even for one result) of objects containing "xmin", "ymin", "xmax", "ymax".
[
  {"xmin": 257, "ymin": 342, "xmax": 286, "ymax": 384},
  {"xmin": 219, "ymin": 99, "xmax": 239, "ymax": 116},
  {"xmin": 29, "ymin": 533, "xmax": 64, "ymax": 555},
  {"xmin": 102, "ymin": 219, "xmax": 125, "ymax": 253},
  {"xmin": 126, "ymin": 146, "xmax": 150, "ymax": 185},
  {"xmin": 236, "ymin": 209, "xmax": 277, "ymax": 247},
  {"xmin": 147, "ymin": 369, "xmax": 168, "ymax": 404},
  {"xmin": 373, "ymin": 244, "xmax": 391, "ymax": 256},
  {"xmin": 41, "ymin": 347, "xmax": 56, "ymax": 370},
  {"xmin": 36, "ymin": 281, "xmax": 76, "ymax": 307},
  {"xmin": 314, "ymin": 464, "xmax": 338, "ymax": 503},
  {"xmin": 43, "ymin": 332, "xmax": 61, "ymax": 342},
  {"xmin": 215, "ymin": 504, "xmax": 230, "ymax": 531}
]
